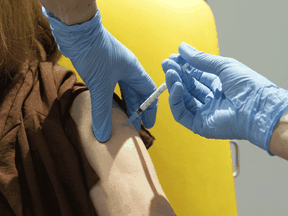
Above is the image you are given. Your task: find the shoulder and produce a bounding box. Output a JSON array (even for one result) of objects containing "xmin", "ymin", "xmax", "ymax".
[{"xmin": 68, "ymin": 90, "xmax": 173, "ymax": 215}]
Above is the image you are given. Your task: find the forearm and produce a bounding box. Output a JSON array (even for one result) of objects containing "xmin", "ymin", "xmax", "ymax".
[
  {"xmin": 39, "ymin": 0, "xmax": 97, "ymax": 25},
  {"xmin": 269, "ymin": 111, "xmax": 288, "ymax": 161}
]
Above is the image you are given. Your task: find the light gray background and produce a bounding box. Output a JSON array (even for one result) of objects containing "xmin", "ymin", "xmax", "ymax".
[{"xmin": 206, "ymin": 1, "xmax": 288, "ymax": 216}]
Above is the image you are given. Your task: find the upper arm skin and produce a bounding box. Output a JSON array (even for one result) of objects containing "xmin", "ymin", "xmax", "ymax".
[{"xmin": 69, "ymin": 90, "xmax": 177, "ymax": 216}]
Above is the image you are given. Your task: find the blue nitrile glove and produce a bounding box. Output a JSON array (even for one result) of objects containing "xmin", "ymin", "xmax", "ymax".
[
  {"xmin": 42, "ymin": 6, "xmax": 158, "ymax": 142},
  {"xmin": 162, "ymin": 42, "xmax": 288, "ymax": 156}
]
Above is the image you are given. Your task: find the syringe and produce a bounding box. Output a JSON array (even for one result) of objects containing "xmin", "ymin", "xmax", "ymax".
[{"xmin": 125, "ymin": 82, "xmax": 167, "ymax": 126}]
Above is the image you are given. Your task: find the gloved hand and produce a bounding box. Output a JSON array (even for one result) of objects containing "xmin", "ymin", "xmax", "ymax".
[
  {"xmin": 42, "ymin": 6, "xmax": 158, "ymax": 142},
  {"xmin": 162, "ymin": 42, "xmax": 288, "ymax": 155}
]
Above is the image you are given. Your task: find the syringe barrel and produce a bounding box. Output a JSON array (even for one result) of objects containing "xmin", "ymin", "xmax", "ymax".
[{"xmin": 139, "ymin": 82, "xmax": 167, "ymax": 111}]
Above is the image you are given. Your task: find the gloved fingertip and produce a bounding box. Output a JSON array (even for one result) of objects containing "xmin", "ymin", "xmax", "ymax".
[
  {"xmin": 162, "ymin": 60, "xmax": 183, "ymax": 77},
  {"xmin": 143, "ymin": 118, "xmax": 155, "ymax": 129},
  {"xmin": 161, "ymin": 59, "xmax": 170, "ymax": 72},
  {"xmin": 168, "ymin": 54, "xmax": 187, "ymax": 68},
  {"xmin": 142, "ymin": 105, "xmax": 157, "ymax": 129},
  {"xmin": 171, "ymin": 81, "xmax": 184, "ymax": 95},
  {"xmin": 93, "ymin": 124, "xmax": 112, "ymax": 143},
  {"xmin": 169, "ymin": 82, "xmax": 184, "ymax": 107},
  {"xmin": 180, "ymin": 41, "xmax": 187, "ymax": 46},
  {"xmin": 180, "ymin": 42, "xmax": 198, "ymax": 51},
  {"xmin": 168, "ymin": 53, "xmax": 180, "ymax": 61},
  {"xmin": 179, "ymin": 43, "xmax": 198, "ymax": 59},
  {"xmin": 91, "ymin": 112, "xmax": 112, "ymax": 143},
  {"xmin": 165, "ymin": 69, "xmax": 182, "ymax": 92},
  {"xmin": 161, "ymin": 59, "xmax": 176, "ymax": 70}
]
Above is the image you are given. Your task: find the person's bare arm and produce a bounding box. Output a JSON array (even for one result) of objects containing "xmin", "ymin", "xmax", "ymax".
[
  {"xmin": 38, "ymin": 0, "xmax": 97, "ymax": 25},
  {"xmin": 269, "ymin": 111, "xmax": 288, "ymax": 161},
  {"xmin": 69, "ymin": 90, "xmax": 177, "ymax": 216}
]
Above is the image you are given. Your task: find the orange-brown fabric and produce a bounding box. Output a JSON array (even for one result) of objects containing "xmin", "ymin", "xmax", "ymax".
[{"xmin": 0, "ymin": 59, "xmax": 155, "ymax": 215}]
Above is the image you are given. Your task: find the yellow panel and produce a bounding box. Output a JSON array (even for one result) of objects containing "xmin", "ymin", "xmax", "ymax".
[{"xmin": 58, "ymin": 1, "xmax": 237, "ymax": 215}]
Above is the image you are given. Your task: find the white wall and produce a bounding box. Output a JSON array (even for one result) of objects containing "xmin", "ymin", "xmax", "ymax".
[{"xmin": 207, "ymin": 1, "xmax": 288, "ymax": 216}]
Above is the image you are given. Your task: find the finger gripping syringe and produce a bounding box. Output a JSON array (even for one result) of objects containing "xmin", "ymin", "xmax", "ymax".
[{"xmin": 125, "ymin": 82, "xmax": 167, "ymax": 125}]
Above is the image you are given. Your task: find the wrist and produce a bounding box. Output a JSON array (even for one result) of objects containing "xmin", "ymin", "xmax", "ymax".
[
  {"xmin": 64, "ymin": 6, "xmax": 97, "ymax": 25},
  {"xmin": 269, "ymin": 110, "xmax": 288, "ymax": 160},
  {"xmin": 42, "ymin": 1, "xmax": 97, "ymax": 26},
  {"xmin": 248, "ymin": 86, "xmax": 288, "ymax": 155},
  {"xmin": 265, "ymin": 89, "xmax": 288, "ymax": 156}
]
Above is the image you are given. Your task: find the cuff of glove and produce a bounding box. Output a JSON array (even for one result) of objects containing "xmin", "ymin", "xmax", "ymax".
[
  {"xmin": 250, "ymin": 86, "xmax": 288, "ymax": 156},
  {"xmin": 41, "ymin": 5, "xmax": 103, "ymax": 59}
]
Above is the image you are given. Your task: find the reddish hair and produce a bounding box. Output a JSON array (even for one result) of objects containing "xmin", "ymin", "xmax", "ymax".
[{"xmin": 0, "ymin": 0, "xmax": 62, "ymax": 85}]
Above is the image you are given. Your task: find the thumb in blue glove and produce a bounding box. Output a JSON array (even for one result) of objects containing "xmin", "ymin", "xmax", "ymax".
[{"xmin": 162, "ymin": 42, "xmax": 288, "ymax": 156}]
